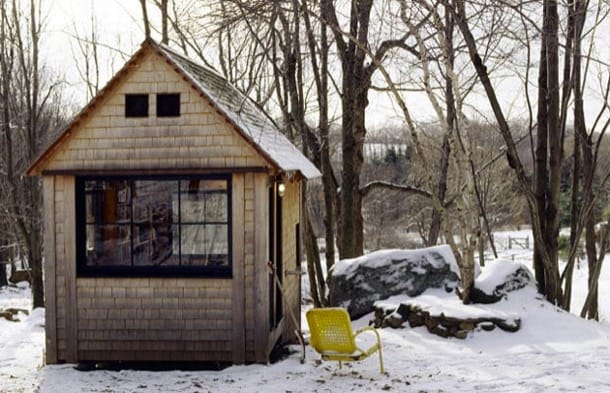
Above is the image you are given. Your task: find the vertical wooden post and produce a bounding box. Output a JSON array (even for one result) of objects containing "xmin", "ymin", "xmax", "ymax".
[
  {"xmin": 231, "ymin": 174, "xmax": 246, "ymax": 364},
  {"xmin": 253, "ymin": 173, "xmax": 269, "ymax": 363},
  {"xmin": 64, "ymin": 176, "xmax": 78, "ymax": 363},
  {"xmin": 42, "ymin": 176, "xmax": 57, "ymax": 364}
]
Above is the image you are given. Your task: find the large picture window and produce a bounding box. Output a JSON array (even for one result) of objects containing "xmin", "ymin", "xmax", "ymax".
[{"xmin": 76, "ymin": 175, "xmax": 231, "ymax": 277}]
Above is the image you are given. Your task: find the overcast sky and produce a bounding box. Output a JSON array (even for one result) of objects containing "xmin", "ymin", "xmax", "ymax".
[{"xmin": 43, "ymin": 1, "xmax": 145, "ymax": 105}]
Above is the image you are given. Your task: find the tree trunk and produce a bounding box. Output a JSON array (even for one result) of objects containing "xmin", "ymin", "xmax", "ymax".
[
  {"xmin": 454, "ymin": 0, "xmax": 564, "ymax": 306},
  {"xmin": 0, "ymin": 245, "xmax": 7, "ymax": 287},
  {"xmin": 584, "ymin": 211, "xmax": 598, "ymax": 319},
  {"xmin": 160, "ymin": 0, "xmax": 168, "ymax": 44},
  {"xmin": 139, "ymin": 0, "xmax": 151, "ymax": 39},
  {"xmin": 428, "ymin": 135, "xmax": 450, "ymax": 246},
  {"xmin": 30, "ymin": 253, "xmax": 44, "ymax": 308},
  {"xmin": 563, "ymin": 0, "xmax": 587, "ymax": 312},
  {"xmin": 532, "ymin": 2, "xmax": 549, "ymax": 296},
  {"xmin": 577, "ymin": 56, "xmax": 598, "ymax": 320},
  {"xmin": 318, "ymin": 18, "xmax": 337, "ymax": 272},
  {"xmin": 427, "ymin": 2, "xmax": 455, "ymax": 247},
  {"xmin": 339, "ymin": 84, "xmax": 367, "ymax": 258},
  {"xmin": 304, "ymin": 202, "xmax": 326, "ymax": 307},
  {"xmin": 563, "ymin": 123, "xmax": 581, "ymax": 309},
  {"xmin": 581, "ymin": 220, "xmax": 609, "ymax": 318},
  {"xmin": 571, "ymin": 0, "xmax": 598, "ymax": 320},
  {"xmin": 543, "ymin": 0, "xmax": 563, "ymax": 305},
  {"xmin": 322, "ymin": 0, "xmax": 375, "ymax": 259},
  {"xmin": 530, "ymin": 0, "xmax": 563, "ymax": 305}
]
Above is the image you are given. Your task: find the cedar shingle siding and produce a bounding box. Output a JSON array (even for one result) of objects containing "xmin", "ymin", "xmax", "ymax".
[
  {"xmin": 45, "ymin": 51, "xmax": 266, "ymax": 172},
  {"xmin": 33, "ymin": 39, "xmax": 318, "ymax": 365}
]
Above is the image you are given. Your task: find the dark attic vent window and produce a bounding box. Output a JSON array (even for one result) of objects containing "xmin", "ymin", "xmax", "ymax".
[
  {"xmin": 125, "ymin": 94, "xmax": 149, "ymax": 117},
  {"xmin": 157, "ymin": 93, "xmax": 180, "ymax": 117}
]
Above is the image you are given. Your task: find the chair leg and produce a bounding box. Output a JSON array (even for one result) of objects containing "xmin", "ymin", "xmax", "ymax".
[
  {"xmin": 339, "ymin": 360, "xmax": 342, "ymax": 369},
  {"xmin": 378, "ymin": 347, "xmax": 384, "ymax": 374}
]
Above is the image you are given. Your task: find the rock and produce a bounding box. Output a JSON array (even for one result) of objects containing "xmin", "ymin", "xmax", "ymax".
[
  {"xmin": 431, "ymin": 325, "xmax": 450, "ymax": 338},
  {"xmin": 471, "ymin": 259, "xmax": 534, "ymax": 304},
  {"xmin": 406, "ymin": 310, "xmax": 425, "ymax": 328},
  {"xmin": 459, "ymin": 321, "xmax": 476, "ymax": 330},
  {"xmin": 374, "ymin": 297, "xmax": 521, "ymax": 339},
  {"xmin": 0, "ymin": 308, "xmax": 28, "ymax": 322},
  {"xmin": 8, "ymin": 270, "xmax": 31, "ymax": 285},
  {"xmin": 385, "ymin": 313, "xmax": 404, "ymax": 329},
  {"xmin": 492, "ymin": 317, "xmax": 521, "ymax": 332},
  {"xmin": 480, "ymin": 322, "xmax": 496, "ymax": 331},
  {"xmin": 371, "ymin": 303, "xmax": 410, "ymax": 328},
  {"xmin": 330, "ymin": 246, "xmax": 461, "ymax": 319},
  {"xmin": 469, "ymin": 287, "xmax": 502, "ymax": 304},
  {"xmin": 395, "ymin": 303, "xmax": 410, "ymax": 320}
]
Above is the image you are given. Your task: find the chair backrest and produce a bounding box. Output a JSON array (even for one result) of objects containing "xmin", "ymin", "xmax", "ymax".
[{"xmin": 306, "ymin": 308, "xmax": 356, "ymax": 354}]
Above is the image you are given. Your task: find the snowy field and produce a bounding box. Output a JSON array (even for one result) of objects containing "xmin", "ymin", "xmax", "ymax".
[{"xmin": 3, "ymin": 230, "xmax": 610, "ymax": 392}]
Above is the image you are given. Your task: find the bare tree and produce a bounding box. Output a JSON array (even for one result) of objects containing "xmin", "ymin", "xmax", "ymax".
[
  {"xmin": 321, "ymin": 0, "xmax": 421, "ymax": 259},
  {"xmin": 70, "ymin": 6, "xmax": 101, "ymax": 101},
  {"xmin": 453, "ymin": 0, "xmax": 610, "ymax": 309},
  {"xmin": 155, "ymin": 0, "xmax": 169, "ymax": 44},
  {"xmin": 568, "ymin": 0, "xmax": 610, "ymax": 319},
  {"xmin": 0, "ymin": 0, "xmax": 64, "ymax": 307},
  {"xmin": 138, "ymin": 0, "xmax": 151, "ymax": 39}
]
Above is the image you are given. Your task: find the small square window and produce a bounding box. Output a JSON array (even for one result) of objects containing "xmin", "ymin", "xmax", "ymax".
[
  {"xmin": 157, "ymin": 93, "xmax": 180, "ymax": 117},
  {"xmin": 125, "ymin": 94, "xmax": 149, "ymax": 117}
]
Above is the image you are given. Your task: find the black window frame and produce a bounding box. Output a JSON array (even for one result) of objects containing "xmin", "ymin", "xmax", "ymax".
[
  {"xmin": 156, "ymin": 93, "xmax": 181, "ymax": 117},
  {"xmin": 125, "ymin": 94, "xmax": 149, "ymax": 118},
  {"xmin": 75, "ymin": 174, "xmax": 232, "ymax": 278}
]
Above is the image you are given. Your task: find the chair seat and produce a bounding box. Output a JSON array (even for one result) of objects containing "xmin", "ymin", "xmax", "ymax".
[{"xmin": 306, "ymin": 308, "xmax": 384, "ymax": 373}]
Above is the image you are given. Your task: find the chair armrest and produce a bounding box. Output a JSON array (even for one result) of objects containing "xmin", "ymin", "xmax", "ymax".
[
  {"xmin": 354, "ymin": 326, "xmax": 382, "ymax": 355},
  {"xmin": 355, "ymin": 326, "xmax": 381, "ymax": 339}
]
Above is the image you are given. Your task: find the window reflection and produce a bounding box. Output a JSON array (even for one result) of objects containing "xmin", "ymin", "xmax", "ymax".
[{"xmin": 83, "ymin": 177, "xmax": 230, "ymax": 269}]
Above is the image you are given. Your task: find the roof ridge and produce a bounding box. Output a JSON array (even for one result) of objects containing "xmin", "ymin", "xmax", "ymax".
[
  {"xmin": 152, "ymin": 41, "xmax": 265, "ymax": 127},
  {"xmin": 26, "ymin": 38, "xmax": 321, "ymax": 179},
  {"xmin": 152, "ymin": 40, "xmax": 225, "ymax": 81}
]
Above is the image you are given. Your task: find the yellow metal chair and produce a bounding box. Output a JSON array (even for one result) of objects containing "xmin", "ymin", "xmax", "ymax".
[{"xmin": 306, "ymin": 307, "xmax": 384, "ymax": 373}]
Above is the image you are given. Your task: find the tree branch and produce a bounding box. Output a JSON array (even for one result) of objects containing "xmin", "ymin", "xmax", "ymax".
[
  {"xmin": 364, "ymin": 34, "xmax": 420, "ymax": 79},
  {"xmin": 360, "ymin": 180, "xmax": 432, "ymax": 199}
]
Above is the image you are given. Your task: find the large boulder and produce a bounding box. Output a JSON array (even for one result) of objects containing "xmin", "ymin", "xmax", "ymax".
[
  {"xmin": 470, "ymin": 259, "xmax": 534, "ymax": 304},
  {"xmin": 329, "ymin": 245, "xmax": 461, "ymax": 319}
]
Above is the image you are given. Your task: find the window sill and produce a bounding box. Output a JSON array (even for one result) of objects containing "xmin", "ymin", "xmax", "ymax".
[{"xmin": 76, "ymin": 266, "xmax": 232, "ymax": 279}]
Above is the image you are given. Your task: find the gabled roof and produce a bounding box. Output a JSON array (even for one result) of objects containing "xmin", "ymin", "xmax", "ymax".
[{"xmin": 27, "ymin": 38, "xmax": 320, "ymax": 179}]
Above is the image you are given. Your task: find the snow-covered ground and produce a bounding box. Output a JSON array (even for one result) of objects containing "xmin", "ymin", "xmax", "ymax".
[{"xmin": 3, "ymin": 230, "xmax": 610, "ymax": 392}]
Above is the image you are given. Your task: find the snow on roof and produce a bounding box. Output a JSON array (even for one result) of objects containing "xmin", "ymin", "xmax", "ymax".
[{"xmin": 154, "ymin": 41, "xmax": 321, "ymax": 180}]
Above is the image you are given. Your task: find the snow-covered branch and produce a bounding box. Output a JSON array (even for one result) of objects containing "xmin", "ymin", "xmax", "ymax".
[{"xmin": 360, "ymin": 180, "xmax": 432, "ymax": 199}]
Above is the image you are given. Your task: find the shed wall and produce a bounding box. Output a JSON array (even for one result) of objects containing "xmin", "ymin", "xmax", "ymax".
[
  {"xmin": 280, "ymin": 179, "xmax": 302, "ymax": 341},
  {"xmin": 76, "ymin": 277, "xmax": 233, "ymax": 361},
  {"xmin": 46, "ymin": 172, "xmax": 266, "ymax": 363},
  {"xmin": 38, "ymin": 44, "xmax": 305, "ymax": 365},
  {"xmin": 42, "ymin": 51, "xmax": 267, "ymax": 172}
]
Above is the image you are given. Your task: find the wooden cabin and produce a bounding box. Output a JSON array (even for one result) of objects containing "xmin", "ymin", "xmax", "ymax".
[{"xmin": 26, "ymin": 39, "xmax": 320, "ymax": 365}]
